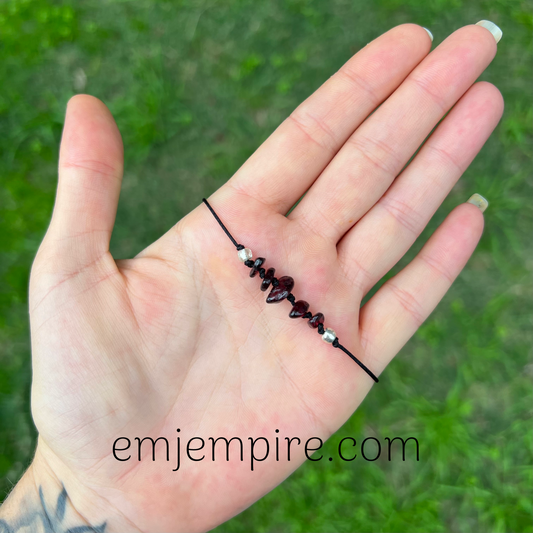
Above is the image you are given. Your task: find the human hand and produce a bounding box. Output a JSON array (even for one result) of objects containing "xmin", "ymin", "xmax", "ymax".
[{"xmin": 0, "ymin": 22, "xmax": 503, "ymax": 532}]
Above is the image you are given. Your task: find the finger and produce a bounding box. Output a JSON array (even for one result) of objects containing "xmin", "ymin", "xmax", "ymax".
[
  {"xmin": 337, "ymin": 81, "xmax": 503, "ymax": 294},
  {"xmin": 290, "ymin": 23, "xmax": 498, "ymax": 242},
  {"xmin": 219, "ymin": 24, "xmax": 432, "ymax": 214},
  {"xmin": 358, "ymin": 202, "xmax": 485, "ymax": 372},
  {"xmin": 46, "ymin": 95, "xmax": 124, "ymax": 266}
]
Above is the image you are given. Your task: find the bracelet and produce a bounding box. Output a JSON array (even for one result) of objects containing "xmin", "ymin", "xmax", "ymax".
[{"xmin": 202, "ymin": 198, "xmax": 379, "ymax": 383}]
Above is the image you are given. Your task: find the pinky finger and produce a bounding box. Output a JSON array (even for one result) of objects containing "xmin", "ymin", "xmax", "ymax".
[{"xmin": 359, "ymin": 198, "xmax": 487, "ymax": 372}]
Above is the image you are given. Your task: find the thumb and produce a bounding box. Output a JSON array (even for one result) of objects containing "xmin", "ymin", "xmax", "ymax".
[{"xmin": 45, "ymin": 94, "xmax": 124, "ymax": 267}]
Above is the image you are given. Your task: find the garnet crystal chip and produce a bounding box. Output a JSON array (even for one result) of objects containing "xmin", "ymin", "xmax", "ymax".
[
  {"xmin": 260, "ymin": 268, "xmax": 276, "ymax": 292},
  {"xmin": 266, "ymin": 276, "xmax": 294, "ymax": 303},
  {"xmin": 249, "ymin": 257, "xmax": 265, "ymax": 278},
  {"xmin": 289, "ymin": 300, "xmax": 310, "ymax": 318},
  {"xmin": 308, "ymin": 313, "xmax": 325, "ymax": 329}
]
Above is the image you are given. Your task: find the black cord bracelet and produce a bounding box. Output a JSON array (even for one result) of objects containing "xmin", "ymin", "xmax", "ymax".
[{"xmin": 202, "ymin": 198, "xmax": 379, "ymax": 383}]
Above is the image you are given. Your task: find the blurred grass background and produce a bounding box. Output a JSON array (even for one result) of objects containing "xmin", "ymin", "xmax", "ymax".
[{"xmin": 0, "ymin": 0, "xmax": 531, "ymax": 531}]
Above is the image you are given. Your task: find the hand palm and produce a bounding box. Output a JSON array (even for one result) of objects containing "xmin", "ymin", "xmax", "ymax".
[
  {"xmin": 30, "ymin": 199, "xmax": 367, "ymax": 527},
  {"xmin": 28, "ymin": 24, "xmax": 501, "ymax": 533}
]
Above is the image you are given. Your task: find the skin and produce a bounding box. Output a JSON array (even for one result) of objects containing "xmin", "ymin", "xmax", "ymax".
[{"xmin": 0, "ymin": 23, "xmax": 503, "ymax": 533}]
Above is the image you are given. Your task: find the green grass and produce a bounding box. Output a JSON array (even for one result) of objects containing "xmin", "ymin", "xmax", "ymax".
[{"xmin": 1, "ymin": 1, "xmax": 532, "ymax": 531}]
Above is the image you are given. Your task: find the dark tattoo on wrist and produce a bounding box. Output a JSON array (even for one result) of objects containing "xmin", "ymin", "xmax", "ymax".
[{"xmin": 0, "ymin": 484, "xmax": 106, "ymax": 533}]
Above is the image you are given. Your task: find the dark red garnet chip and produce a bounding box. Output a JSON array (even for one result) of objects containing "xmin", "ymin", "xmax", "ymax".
[
  {"xmin": 260, "ymin": 268, "xmax": 276, "ymax": 291},
  {"xmin": 308, "ymin": 313, "xmax": 325, "ymax": 329},
  {"xmin": 249, "ymin": 257, "xmax": 265, "ymax": 278},
  {"xmin": 266, "ymin": 276, "xmax": 294, "ymax": 303},
  {"xmin": 289, "ymin": 300, "xmax": 310, "ymax": 318}
]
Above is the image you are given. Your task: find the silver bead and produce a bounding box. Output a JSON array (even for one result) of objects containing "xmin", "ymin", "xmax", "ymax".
[
  {"xmin": 237, "ymin": 248, "xmax": 252, "ymax": 262},
  {"xmin": 322, "ymin": 328, "xmax": 336, "ymax": 344}
]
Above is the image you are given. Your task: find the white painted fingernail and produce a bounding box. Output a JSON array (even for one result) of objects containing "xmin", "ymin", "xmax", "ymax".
[
  {"xmin": 475, "ymin": 20, "xmax": 502, "ymax": 43},
  {"xmin": 422, "ymin": 27, "xmax": 433, "ymax": 42},
  {"xmin": 467, "ymin": 193, "xmax": 489, "ymax": 213}
]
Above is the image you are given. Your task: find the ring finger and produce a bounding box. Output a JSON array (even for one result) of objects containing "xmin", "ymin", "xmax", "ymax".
[{"xmin": 337, "ymin": 80, "xmax": 504, "ymax": 294}]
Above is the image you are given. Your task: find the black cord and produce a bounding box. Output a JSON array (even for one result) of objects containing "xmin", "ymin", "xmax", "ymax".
[
  {"xmin": 202, "ymin": 197, "xmax": 379, "ymax": 384},
  {"xmin": 332, "ymin": 339, "xmax": 379, "ymax": 382},
  {"xmin": 202, "ymin": 198, "xmax": 244, "ymax": 250}
]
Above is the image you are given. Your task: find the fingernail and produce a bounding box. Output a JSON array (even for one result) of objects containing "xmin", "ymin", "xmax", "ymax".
[
  {"xmin": 467, "ymin": 193, "xmax": 489, "ymax": 213},
  {"xmin": 422, "ymin": 27, "xmax": 433, "ymax": 42},
  {"xmin": 475, "ymin": 20, "xmax": 502, "ymax": 43}
]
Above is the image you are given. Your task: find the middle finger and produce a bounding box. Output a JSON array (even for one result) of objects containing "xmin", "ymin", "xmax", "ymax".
[{"xmin": 288, "ymin": 24, "xmax": 497, "ymax": 242}]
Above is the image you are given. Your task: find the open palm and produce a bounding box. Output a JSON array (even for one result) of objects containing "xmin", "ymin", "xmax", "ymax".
[{"xmin": 28, "ymin": 24, "xmax": 502, "ymax": 532}]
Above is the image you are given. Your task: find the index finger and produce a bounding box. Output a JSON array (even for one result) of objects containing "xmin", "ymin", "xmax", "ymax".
[{"xmin": 220, "ymin": 23, "xmax": 433, "ymax": 214}]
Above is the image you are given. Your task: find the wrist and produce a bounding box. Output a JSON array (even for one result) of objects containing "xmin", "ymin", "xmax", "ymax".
[
  {"xmin": 1, "ymin": 439, "xmax": 136, "ymax": 533},
  {"xmin": 0, "ymin": 448, "xmax": 100, "ymax": 532}
]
